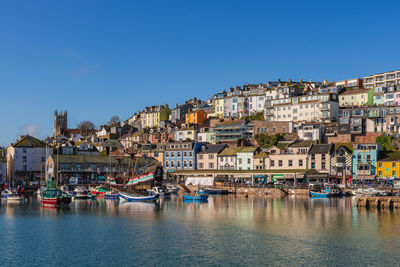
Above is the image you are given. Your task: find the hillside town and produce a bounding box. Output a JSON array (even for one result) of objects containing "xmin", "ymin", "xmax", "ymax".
[{"xmin": 3, "ymin": 69, "xmax": 400, "ymax": 189}]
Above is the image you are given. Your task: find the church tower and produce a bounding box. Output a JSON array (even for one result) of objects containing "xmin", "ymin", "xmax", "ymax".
[{"xmin": 54, "ymin": 110, "xmax": 68, "ymax": 137}]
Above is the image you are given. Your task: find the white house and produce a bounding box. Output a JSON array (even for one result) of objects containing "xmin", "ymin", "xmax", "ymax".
[{"xmin": 7, "ymin": 135, "xmax": 51, "ymax": 184}]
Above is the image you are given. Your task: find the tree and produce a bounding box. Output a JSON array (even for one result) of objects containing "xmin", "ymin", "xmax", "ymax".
[
  {"xmin": 376, "ymin": 133, "xmax": 393, "ymax": 151},
  {"xmin": 108, "ymin": 115, "xmax": 120, "ymax": 126},
  {"xmin": 77, "ymin": 121, "xmax": 96, "ymax": 136},
  {"xmin": 254, "ymin": 133, "xmax": 284, "ymax": 148}
]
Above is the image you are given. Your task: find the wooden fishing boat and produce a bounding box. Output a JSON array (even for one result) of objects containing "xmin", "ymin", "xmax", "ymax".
[
  {"xmin": 118, "ymin": 191, "xmax": 158, "ymax": 202},
  {"xmin": 104, "ymin": 190, "xmax": 120, "ymax": 200}
]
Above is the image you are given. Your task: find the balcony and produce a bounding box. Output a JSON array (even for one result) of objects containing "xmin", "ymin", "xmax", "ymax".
[{"xmin": 320, "ymin": 104, "xmax": 329, "ymax": 110}]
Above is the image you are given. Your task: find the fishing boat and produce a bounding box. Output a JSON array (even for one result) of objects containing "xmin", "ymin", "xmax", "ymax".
[
  {"xmin": 40, "ymin": 180, "xmax": 72, "ymax": 207},
  {"xmin": 118, "ymin": 191, "xmax": 158, "ymax": 202},
  {"xmin": 91, "ymin": 186, "xmax": 111, "ymax": 197},
  {"xmin": 183, "ymin": 191, "xmax": 208, "ymax": 201},
  {"xmin": 309, "ymin": 183, "xmax": 342, "ymax": 198},
  {"xmin": 73, "ymin": 186, "xmax": 96, "ymax": 200},
  {"xmin": 166, "ymin": 184, "xmax": 180, "ymax": 194},
  {"xmin": 1, "ymin": 189, "xmax": 25, "ymax": 202}
]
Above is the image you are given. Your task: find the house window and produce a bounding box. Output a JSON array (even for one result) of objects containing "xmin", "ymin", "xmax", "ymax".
[
  {"xmin": 183, "ymin": 161, "xmax": 187, "ymax": 167},
  {"xmin": 209, "ymin": 163, "xmax": 214, "ymax": 169},
  {"xmin": 23, "ymin": 148, "xmax": 27, "ymax": 153},
  {"xmin": 199, "ymin": 155, "xmax": 203, "ymax": 160},
  {"xmin": 184, "ymin": 152, "xmax": 187, "ymax": 157},
  {"xmin": 322, "ymin": 154, "xmax": 325, "ymax": 161},
  {"xmin": 199, "ymin": 163, "xmax": 203, "ymax": 169},
  {"xmin": 299, "ymin": 160, "xmax": 303, "ymax": 167},
  {"xmin": 288, "ymin": 160, "xmax": 293, "ymax": 167},
  {"xmin": 311, "ymin": 155, "xmax": 315, "ymax": 160},
  {"xmin": 247, "ymin": 158, "xmax": 251, "ymax": 164},
  {"xmin": 189, "ymin": 152, "xmax": 193, "ymax": 157},
  {"xmin": 165, "ymin": 161, "xmax": 169, "ymax": 167},
  {"xmin": 393, "ymin": 162, "xmax": 396, "ymax": 168},
  {"xmin": 271, "ymin": 160, "xmax": 275, "ymax": 167},
  {"xmin": 322, "ymin": 162, "xmax": 326, "ymax": 169},
  {"xmin": 23, "ymin": 156, "xmax": 27, "ymax": 163},
  {"xmin": 208, "ymin": 154, "xmax": 214, "ymax": 159},
  {"xmin": 393, "ymin": 171, "xmax": 396, "ymax": 177},
  {"xmin": 311, "ymin": 162, "xmax": 316, "ymax": 169},
  {"xmin": 238, "ymin": 158, "xmax": 242, "ymax": 164},
  {"xmin": 177, "ymin": 152, "xmax": 181, "ymax": 157},
  {"xmin": 379, "ymin": 162, "xmax": 382, "ymax": 168},
  {"xmin": 278, "ymin": 160, "xmax": 283, "ymax": 167},
  {"xmin": 177, "ymin": 161, "xmax": 181, "ymax": 167},
  {"xmin": 189, "ymin": 161, "xmax": 193, "ymax": 167},
  {"xmin": 171, "ymin": 161, "xmax": 175, "ymax": 167}
]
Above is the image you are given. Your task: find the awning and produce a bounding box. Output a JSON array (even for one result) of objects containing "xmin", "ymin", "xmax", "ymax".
[
  {"xmin": 273, "ymin": 174, "xmax": 284, "ymax": 179},
  {"xmin": 97, "ymin": 176, "xmax": 106, "ymax": 180},
  {"xmin": 353, "ymin": 175, "xmax": 376, "ymax": 180}
]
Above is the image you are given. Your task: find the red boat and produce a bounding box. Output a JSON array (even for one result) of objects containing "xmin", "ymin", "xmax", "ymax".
[
  {"xmin": 40, "ymin": 180, "xmax": 72, "ymax": 207},
  {"xmin": 90, "ymin": 186, "xmax": 111, "ymax": 197}
]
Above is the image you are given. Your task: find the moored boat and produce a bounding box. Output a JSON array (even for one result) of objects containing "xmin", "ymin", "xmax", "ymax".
[
  {"xmin": 166, "ymin": 184, "xmax": 180, "ymax": 194},
  {"xmin": 74, "ymin": 186, "xmax": 96, "ymax": 199},
  {"xmin": 310, "ymin": 183, "xmax": 342, "ymax": 198},
  {"xmin": 91, "ymin": 186, "xmax": 111, "ymax": 197},
  {"xmin": 147, "ymin": 186, "xmax": 170, "ymax": 196},
  {"xmin": 203, "ymin": 188, "xmax": 228, "ymax": 195},
  {"xmin": 40, "ymin": 180, "xmax": 72, "ymax": 207},
  {"xmin": 118, "ymin": 191, "xmax": 158, "ymax": 202},
  {"xmin": 183, "ymin": 191, "xmax": 208, "ymax": 201},
  {"xmin": 104, "ymin": 190, "xmax": 120, "ymax": 200}
]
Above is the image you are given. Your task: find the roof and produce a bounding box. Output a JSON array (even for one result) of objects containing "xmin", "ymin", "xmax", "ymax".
[
  {"xmin": 340, "ymin": 88, "xmax": 371, "ymax": 96},
  {"xmin": 334, "ymin": 143, "xmax": 353, "ymax": 153},
  {"xmin": 237, "ymin": 147, "xmax": 257, "ymax": 153},
  {"xmin": 13, "ymin": 135, "xmax": 46, "ymax": 148},
  {"xmin": 309, "ymin": 144, "xmax": 332, "ymax": 154},
  {"xmin": 198, "ymin": 144, "xmax": 226, "ymax": 154},
  {"xmin": 289, "ymin": 140, "xmax": 315, "ymax": 148},
  {"xmin": 379, "ymin": 151, "xmax": 400, "ymax": 162},
  {"xmin": 254, "ymin": 152, "xmax": 267, "ymax": 158},
  {"xmin": 218, "ymin": 147, "xmax": 242, "ymax": 156}
]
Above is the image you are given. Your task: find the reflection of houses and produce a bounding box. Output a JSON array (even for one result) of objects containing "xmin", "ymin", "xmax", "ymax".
[
  {"xmin": 7, "ymin": 135, "xmax": 50, "ymax": 184},
  {"xmin": 352, "ymin": 144, "xmax": 380, "ymax": 182},
  {"xmin": 45, "ymin": 155, "xmax": 157, "ymax": 185},
  {"xmin": 330, "ymin": 145, "xmax": 353, "ymax": 183}
]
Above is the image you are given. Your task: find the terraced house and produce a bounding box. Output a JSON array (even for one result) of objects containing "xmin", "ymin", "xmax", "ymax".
[{"xmin": 163, "ymin": 141, "xmax": 204, "ymax": 171}]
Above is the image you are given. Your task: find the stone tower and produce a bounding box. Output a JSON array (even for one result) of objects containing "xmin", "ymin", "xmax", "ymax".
[{"xmin": 54, "ymin": 110, "xmax": 68, "ymax": 137}]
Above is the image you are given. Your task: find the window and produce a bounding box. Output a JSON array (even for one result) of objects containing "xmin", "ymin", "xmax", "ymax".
[
  {"xmin": 189, "ymin": 152, "xmax": 193, "ymax": 157},
  {"xmin": 393, "ymin": 162, "xmax": 396, "ymax": 168},
  {"xmin": 311, "ymin": 155, "xmax": 315, "ymax": 160},
  {"xmin": 393, "ymin": 171, "xmax": 396, "ymax": 177},
  {"xmin": 379, "ymin": 162, "xmax": 382, "ymax": 168},
  {"xmin": 278, "ymin": 160, "xmax": 282, "ymax": 167},
  {"xmin": 299, "ymin": 160, "xmax": 303, "ymax": 167},
  {"xmin": 177, "ymin": 161, "xmax": 181, "ymax": 167},
  {"xmin": 209, "ymin": 163, "xmax": 214, "ymax": 169},
  {"xmin": 208, "ymin": 154, "xmax": 214, "ymax": 159},
  {"xmin": 322, "ymin": 154, "xmax": 325, "ymax": 161},
  {"xmin": 171, "ymin": 161, "xmax": 175, "ymax": 167},
  {"xmin": 311, "ymin": 162, "xmax": 315, "ymax": 169},
  {"xmin": 247, "ymin": 158, "xmax": 251, "ymax": 164},
  {"xmin": 271, "ymin": 160, "xmax": 275, "ymax": 167},
  {"xmin": 189, "ymin": 161, "xmax": 193, "ymax": 167},
  {"xmin": 199, "ymin": 163, "xmax": 203, "ymax": 168},
  {"xmin": 183, "ymin": 161, "xmax": 187, "ymax": 167},
  {"xmin": 322, "ymin": 162, "xmax": 326, "ymax": 169},
  {"xmin": 288, "ymin": 160, "xmax": 292, "ymax": 167},
  {"xmin": 177, "ymin": 152, "xmax": 181, "ymax": 157},
  {"xmin": 184, "ymin": 152, "xmax": 187, "ymax": 157},
  {"xmin": 238, "ymin": 158, "xmax": 242, "ymax": 164},
  {"xmin": 23, "ymin": 148, "xmax": 27, "ymax": 153},
  {"xmin": 165, "ymin": 161, "xmax": 169, "ymax": 167},
  {"xmin": 198, "ymin": 154, "xmax": 203, "ymax": 160},
  {"xmin": 23, "ymin": 156, "xmax": 27, "ymax": 163}
]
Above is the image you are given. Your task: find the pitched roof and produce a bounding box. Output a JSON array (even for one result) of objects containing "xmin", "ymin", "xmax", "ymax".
[
  {"xmin": 198, "ymin": 144, "xmax": 226, "ymax": 154},
  {"xmin": 237, "ymin": 147, "xmax": 257, "ymax": 153},
  {"xmin": 309, "ymin": 144, "xmax": 332, "ymax": 154},
  {"xmin": 340, "ymin": 88, "xmax": 371, "ymax": 96},
  {"xmin": 13, "ymin": 135, "xmax": 46, "ymax": 148},
  {"xmin": 379, "ymin": 151, "xmax": 400, "ymax": 161},
  {"xmin": 218, "ymin": 147, "xmax": 242, "ymax": 156},
  {"xmin": 289, "ymin": 140, "xmax": 315, "ymax": 148}
]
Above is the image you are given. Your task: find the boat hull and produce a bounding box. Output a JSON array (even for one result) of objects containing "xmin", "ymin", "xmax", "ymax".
[
  {"xmin": 118, "ymin": 192, "xmax": 158, "ymax": 202},
  {"xmin": 183, "ymin": 194, "xmax": 208, "ymax": 201},
  {"xmin": 310, "ymin": 191, "xmax": 330, "ymax": 198},
  {"xmin": 41, "ymin": 197, "xmax": 72, "ymax": 207}
]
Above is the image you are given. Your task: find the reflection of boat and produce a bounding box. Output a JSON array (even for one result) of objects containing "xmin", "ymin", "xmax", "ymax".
[
  {"xmin": 41, "ymin": 180, "xmax": 72, "ymax": 207},
  {"xmin": 183, "ymin": 191, "xmax": 208, "ymax": 201},
  {"xmin": 310, "ymin": 183, "xmax": 342, "ymax": 198},
  {"xmin": 74, "ymin": 186, "xmax": 96, "ymax": 199},
  {"xmin": 119, "ymin": 191, "xmax": 158, "ymax": 202},
  {"xmin": 166, "ymin": 184, "xmax": 180, "ymax": 194}
]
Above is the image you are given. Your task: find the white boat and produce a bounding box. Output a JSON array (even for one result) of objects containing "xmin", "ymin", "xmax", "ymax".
[
  {"xmin": 2, "ymin": 190, "xmax": 25, "ymax": 202},
  {"xmin": 166, "ymin": 184, "xmax": 180, "ymax": 194},
  {"xmin": 147, "ymin": 186, "xmax": 170, "ymax": 196},
  {"xmin": 353, "ymin": 188, "xmax": 379, "ymax": 196},
  {"xmin": 119, "ymin": 191, "xmax": 158, "ymax": 202}
]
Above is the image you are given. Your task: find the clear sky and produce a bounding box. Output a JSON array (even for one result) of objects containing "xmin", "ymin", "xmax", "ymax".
[{"xmin": 1, "ymin": 0, "xmax": 399, "ymax": 146}]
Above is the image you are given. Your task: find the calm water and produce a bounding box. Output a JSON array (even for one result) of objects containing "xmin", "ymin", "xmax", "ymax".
[{"xmin": 1, "ymin": 195, "xmax": 400, "ymax": 266}]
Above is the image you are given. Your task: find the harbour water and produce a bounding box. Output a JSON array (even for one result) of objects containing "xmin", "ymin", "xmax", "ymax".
[{"xmin": 1, "ymin": 195, "xmax": 400, "ymax": 266}]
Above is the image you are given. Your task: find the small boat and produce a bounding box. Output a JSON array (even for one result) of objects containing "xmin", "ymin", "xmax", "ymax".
[
  {"xmin": 118, "ymin": 191, "xmax": 158, "ymax": 202},
  {"xmin": 73, "ymin": 186, "xmax": 96, "ymax": 200},
  {"xmin": 60, "ymin": 185, "xmax": 75, "ymax": 197},
  {"xmin": 2, "ymin": 189, "xmax": 25, "ymax": 202},
  {"xmin": 40, "ymin": 180, "xmax": 72, "ymax": 207},
  {"xmin": 203, "ymin": 188, "xmax": 228, "ymax": 195},
  {"xmin": 310, "ymin": 183, "xmax": 342, "ymax": 198},
  {"xmin": 147, "ymin": 186, "xmax": 170, "ymax": 196},
  {"xmin": 91, "ymin": 186, "xmax": 111, "ymax": 197},
  {"xmin": 166, "ymin": 184, "xmax": 180, "ymax": 194},
  {"xmin": 183, "ymin": 191, "xmax": 208, "ymax": 201},
  {"xmin": 104, "ymin": 190, "xmax": 120, "ymax": 200}
]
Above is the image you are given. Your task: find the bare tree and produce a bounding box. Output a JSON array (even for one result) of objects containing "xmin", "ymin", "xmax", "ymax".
[
  {"xmin": 77, "ymin": 121, "xmax": 96, "ymax": 136},
  {"xmin": 108, "ymin": 115, "xmax": 120, "ymax": 126}
]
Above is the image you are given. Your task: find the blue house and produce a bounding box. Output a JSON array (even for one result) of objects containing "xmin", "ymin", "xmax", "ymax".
[
  {"xmin": 352, "ymin": 143, "xmax": 381, "ymax": 182},
  {"xmin": 164, "ymin": 141, "xmax": 204, "ymax": 171}
]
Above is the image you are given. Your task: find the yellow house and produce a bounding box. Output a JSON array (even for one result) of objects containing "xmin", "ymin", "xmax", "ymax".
[
  {"xmin": 339, "ymin": 88, "xmax": 373, "ymax": 107},
  {"xmin": 151, "ymin": 150, "xmax": 164, "ymax": 165},
  {"xmin": 185, "ymin": 110, "xmax": 208, "ymax": 125},
  {"xmin": 377, "ymin": 161, "xmax": 400, "ymax": 179},
  {"xmin": 215, "ymin": 98, "xmax": 224, "ymax": 118}
]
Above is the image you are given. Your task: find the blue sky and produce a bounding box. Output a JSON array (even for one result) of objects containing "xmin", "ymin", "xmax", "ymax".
[{"xmin": 1, "ymin": 0, "xmax": 399, "ymax": 146}]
